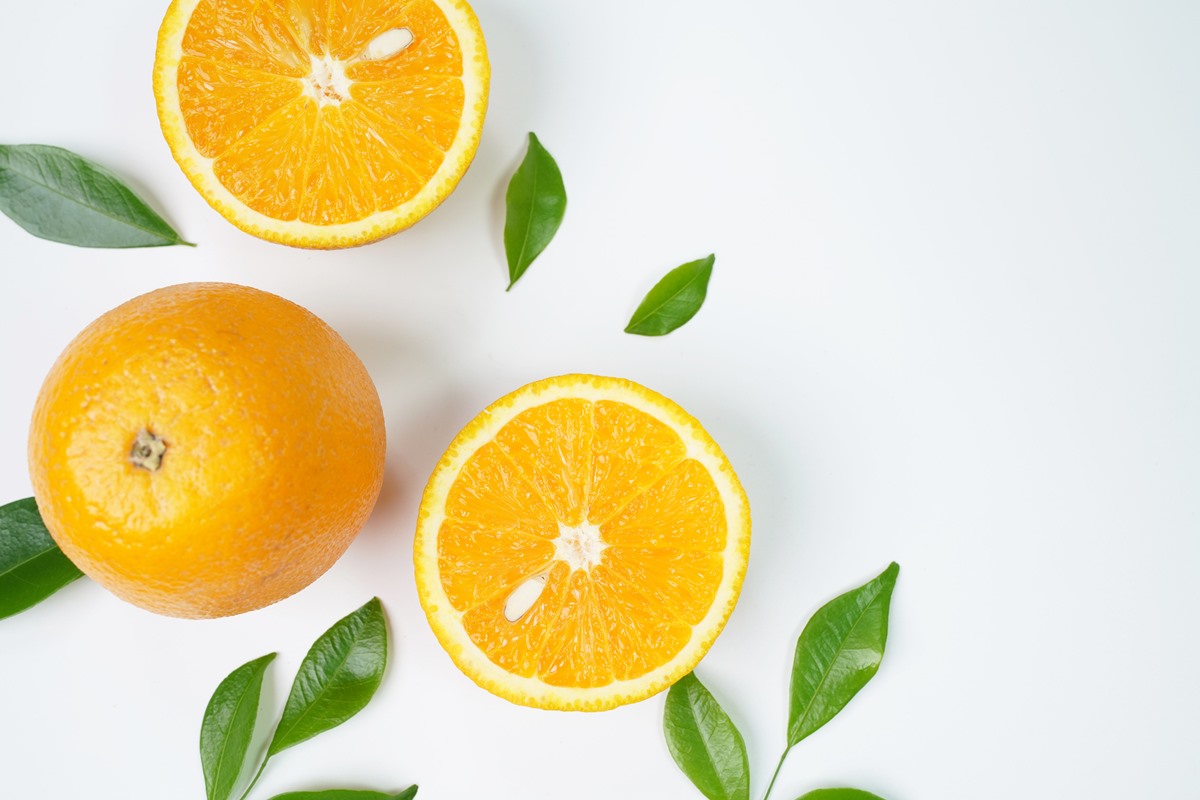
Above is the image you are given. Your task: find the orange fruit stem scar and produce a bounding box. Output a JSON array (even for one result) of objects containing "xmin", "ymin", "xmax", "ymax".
[{"xmin": 129, "ymin": 429, "xmax": 168, "ymax": 472}]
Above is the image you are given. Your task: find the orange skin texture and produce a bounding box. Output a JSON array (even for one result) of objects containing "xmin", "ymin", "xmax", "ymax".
[{"xmin": 28, "ymin": 283, "xmax": 386, "ymax": 618}]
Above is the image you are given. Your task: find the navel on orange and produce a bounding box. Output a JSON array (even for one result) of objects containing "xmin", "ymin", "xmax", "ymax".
[
  {"xmin": 414, "ymin": 375, "xmax": 751, "ymax": 711},
  {"xmin": 28, "ymin": 283, "xmax": 386, "ymax": 618},
  {"xmin": 153, "ymin": 0, "xmax": 489, "ymax": 248}
]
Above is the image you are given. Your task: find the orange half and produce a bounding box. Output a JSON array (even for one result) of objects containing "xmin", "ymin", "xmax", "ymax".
[
  {"xmin": 153, "ymin": 0, "xmax": 489, "ymax": 248},
  {"xmin": 414, "ymin": 375, "xmax": 752, "ymax": 711}
]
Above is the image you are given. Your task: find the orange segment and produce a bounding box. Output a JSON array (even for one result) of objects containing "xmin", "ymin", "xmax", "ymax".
[
  {"xmin": 600, "ymin": 459, "xmax": 727, "ymax": 552},
  {"xmin": 264, "ymin": 0, "xmax": 325, "ymax": 55},
  {"xmin": 338, "ymin": 103, "xmax": 429, "ymax": 209},
  {"xmin": 212, "ymin": 99, "xmax": 318, "ymax": 221},
  {"xmin": 351, "ymin": 103, "xmax": 448, "ymax": 186},
  {"xmin": 181, "ymin": 0, "xmax": 309, "ymax": 77},
  {"xmin": 443, "ymin": 442, "xmax": 559, "ymax": 537},
  {"xmin": 344, "ymin": 0, "xmax": 464, "ymax": 80},
  {"xmin": 298, "ymin": 106, "xmax": 376, "ymax": 224},
  {"xmin": 462, "ymin": 562, "xmax": 570, "ymax": 678},
  {"xmin": 601, "ymin": 547, "xmax": 725, "ymax": 626},
  {"xmin": 330, "ymin": 0, "xmax": 430, "ymax": 61},
  {"xmin": 351, "ymin": 76, "xmax": 466, "ymax": 149},
  {"xmin": 537, "ymin": 572, "xmax": 614, "ymax": 688},
  {"xmin": 155, "ymin": 0, "xmax": 489, "ymax": 247},
  {"xmin": 437, "ymin": 520, "xmax": 555, "ymax": 610},
  {"xmin": 415, "ymin": 375, "xmax": 752, "ymax": 711},
  {"xmin": 592, "ymin": 565, "xmax": 692, "ymax": 682},
  {"xmin": 324, "ymin": 0, "xmax": 375, "ymax": 58},
  {"xmin": 492, "ymin": 399, "xmax": 594, "ymax": 527},
  {"xmin": 588, "ymin": 399, "xmax": 688, "ymax": 524},
  {"xmin": 177, "ymin": 59, "xmax": 303, "ymax": 158}
]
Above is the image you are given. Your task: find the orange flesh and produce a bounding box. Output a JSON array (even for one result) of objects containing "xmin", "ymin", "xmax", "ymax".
[
  {"xmin": 176, "ymin": 0, "xmax": 466, "ymax": 224},
  {"xmin": 440, "ymin": 400, "xmax": 729, "ymax": 688}
]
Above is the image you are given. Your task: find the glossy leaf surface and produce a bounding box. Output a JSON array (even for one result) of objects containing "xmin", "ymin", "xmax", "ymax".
[
  {"xmin": 625, "ymin": 255, "xmax": 715, "ymax": 336},
  {"xmin": 201, "ymin": 653, "xmax": 276, "ymax": 800},
  {"xmin": 0, "ymin": 497, "xmax": 83, "ymax": 620},
  {"xmin": 788, "ymin": 563, "xmax": 900, "ymax": 746},
  {"xmin": 504, "ymin": 132, "xmax": 566, "ymax": 289},
  {"xmin": 268, "ymin": 598, "xmax": 388, "ymax": 756},
  {"xmin": 664, "ymin": 672, "xmax": 750, "ymax": 800},
  {"xmin": 267, "ymin": 789, "xmax": 417, "ymax": 800}
]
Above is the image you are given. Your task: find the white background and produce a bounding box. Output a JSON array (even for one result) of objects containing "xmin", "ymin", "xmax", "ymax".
[{"xmin": 1, "ymin": 0, "xmax": 1198, "ymax": 798}]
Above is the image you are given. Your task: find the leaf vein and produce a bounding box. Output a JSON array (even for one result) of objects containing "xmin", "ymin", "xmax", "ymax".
[{"xmin": 0, "ymin": 163, "xmax": 177, "ymax": 243}]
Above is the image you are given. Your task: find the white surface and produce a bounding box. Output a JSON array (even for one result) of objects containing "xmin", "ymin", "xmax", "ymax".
[{"xmin": 2, "ymin": 1, "xmax": 1198, "ymax": 798}]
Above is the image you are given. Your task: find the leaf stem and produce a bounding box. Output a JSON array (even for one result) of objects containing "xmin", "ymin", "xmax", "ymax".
[
  {"xmin": 762, "ymin": 744, "xmax": 793, "ymax": 800},
  {"xmin": 237, "ymin": 755, "xmax": 270, "ymax": 800}
]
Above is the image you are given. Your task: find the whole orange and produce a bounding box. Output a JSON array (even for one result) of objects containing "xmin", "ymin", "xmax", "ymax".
[{"xmin": 27, "ymin": 283, "xmax": 386, "ymax": 618}]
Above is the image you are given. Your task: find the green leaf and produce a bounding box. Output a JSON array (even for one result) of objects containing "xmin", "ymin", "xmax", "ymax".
[
  {"xmin": 267, "ymin": 597, "xmax": 388, "ymax": 756},
  {"xmin": 625, "ymin": 254, "xmax": 715, "ymax": 336},
  {"xmin": 267, "ymin": 789, "xmax": 417, "ymax": 800},
  {"xmin": 663, "ymin": 672, "xmax": 750, "ymax": 800},
  {"xmin": 0, "ymin": 497, "xmax": 84, "ymax": 620},
  {"xmin": 201, "ymin": 653, "xmax": 277, "ymax": 800},
  {"xmin": 787, "ymin": 563, "xmax": 900, "ymax": 747},
  {"xmin": 0, "ymin": 144, "xmax": 193, "ymax": 248},
  {"xmin": 795, "ymin": 790, "xmax": 886, "ymax": 800},
  {"xmin": 504, "ymin": 132, "xmax": 566, "ymax": 289}
]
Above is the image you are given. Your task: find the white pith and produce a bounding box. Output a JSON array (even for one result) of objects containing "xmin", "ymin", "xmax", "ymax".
[
  {"xmin": 554, "ymin": 522, "xmax": 607, "ymax": 572},
  {"xmin": 304, "ymin": 55, "xmax": 352, "ymax": 106},
  {"xmin": 503, "ymin": 524, "xmax": 605, "ymax": 623}
]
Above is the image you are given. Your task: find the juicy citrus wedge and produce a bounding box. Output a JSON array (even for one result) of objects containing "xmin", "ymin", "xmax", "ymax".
[
  {"xmin": 414, "ymin": 375, "xmax": 752, "ymax": 711},
  {"xmin": 153, "ymin": 0, "xmax": 489, "ymax": 248}
]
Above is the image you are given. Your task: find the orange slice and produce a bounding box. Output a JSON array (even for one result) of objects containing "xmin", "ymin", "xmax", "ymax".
[
  {"xmin": 414, "ymin": 375, "xmax": 752, "ymax": 710},
  {"xmin": 153, "ymin": 0, "xmax": 489, "ymax": 248}
]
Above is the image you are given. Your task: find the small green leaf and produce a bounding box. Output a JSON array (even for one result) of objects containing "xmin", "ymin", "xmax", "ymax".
[
  {"xmin": 795, "ymin": 790, "xmax": 886, "ymax": 800},
  {"xmin": 201, "ymin": 653, "xmax": 277, "ymax": 800},
  {"xmin": 267, "ymin": 597, "xmax": 388, "ymax": 756},
  {"xmin": 267, "ymin": 789, "xmax": 417, "ymax": 800},
  {"xmin": 504, "ymin": 132, "xmax": 566, "ymax": 289},
  {"xmin": 788, "ymin": 563, "xmax": 900, "ymax": 747},
  {"xmin": 0, "ymin": 497, "xmax": 84, "ymax": 620},
  {"xmin": 0, "ymin": 144, "xmax": 192, "ymax": 247},
  {"xmin": 625, "ymin": 254, "xmax": 715, "ymax": 336},
  {"xmin": 664, "ymin": 672, "xmax": 750, "ymax": 800}
]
